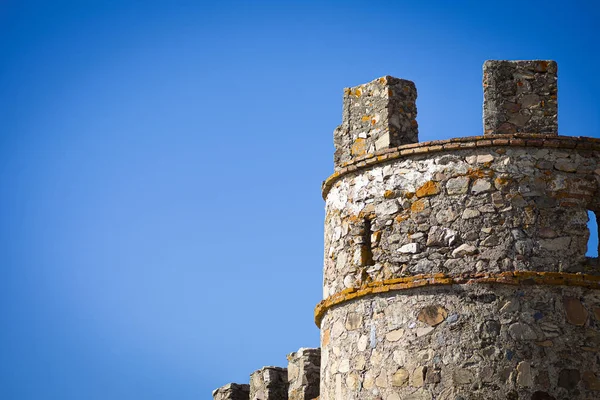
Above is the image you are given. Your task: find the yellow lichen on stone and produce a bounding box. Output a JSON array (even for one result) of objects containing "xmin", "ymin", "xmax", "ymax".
[
  {"xmin": 495, "ymin": 176, "xmax": 512, "ymax": 187},
  {"xmin": 362, "ymin": 115, "xmax": 371, "ymax": 122},
  {"xmin": 395, "ymin": 213, "xmax": 409, "ymax": 223},
  {"xmin": 468, "ymin": 168, "xmax": 494, "ymax": 179},
  {"xmin": 416, "ymin": 181, "xmax": 440, "ymax": 198},
  {"xmin": 411, "ymin": 199, "xmax": 427, "ymax": 213},
  {"xmin": 351, "ymin": 138, "xmax": 367, "ymax": 156},
  {"xmin": 354, "ymin": 88, "xmax": 362, "ymax": 97},
  {"xmin": 384, "ymin": 190, "xmax": 395, "ymax": 199}
]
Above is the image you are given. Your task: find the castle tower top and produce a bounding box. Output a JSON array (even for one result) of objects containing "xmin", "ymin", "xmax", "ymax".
[
  {"xmin": 333, "ymin": 76, "xmax": 418, "ymax": 169},
  {"xmin": 483, "ymin": 60, "xmax": 558, "ymax": 135}
]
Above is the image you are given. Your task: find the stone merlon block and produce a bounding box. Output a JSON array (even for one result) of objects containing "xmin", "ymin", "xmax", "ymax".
[
  {"xmin": 287, "ymin": 348, "xmax": 320, "ymax": 400},
  {"xmin": 213, "ymin": 383, "xmax": 250, "ymax": 400},
  {"xmin": 333, "ymin": 76, "xmax": 418, "ymax": 168},
  {"xmin": 250, "ymin": 366, "xmax": 288, "ymax": 400},
  {"xmin": 483, "ymin": 60, "xmax": 558, "ymax": 135}
]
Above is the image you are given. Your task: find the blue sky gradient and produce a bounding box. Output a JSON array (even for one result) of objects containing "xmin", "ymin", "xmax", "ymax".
[{"xmin": 1, "ymin": 1, "xmax": 599, "ymax": 398}]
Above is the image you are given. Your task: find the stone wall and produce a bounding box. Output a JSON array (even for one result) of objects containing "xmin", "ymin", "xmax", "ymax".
[
  {"xmin": 250, "ymin": 367, "xmax": 288, "ymax": 400},
  {"xmin": 213, "ymin": 383, "xmax": 250, "ymax": 400},
  {"xmin": 322, "ymin": 144, "xmax": 600, "ymax": 300},
  {"xmin": 288, "ymin": 348, "xmax": 321, "ymax": 400},
  {"xmin": 483, "ymin": 60, "xmax": 558, "ymax": 135},
  {"xmin": 333, "ymin": 76, "xmax": 418, "ymax": 169},
  {"xmin": 319, "ymin": 139, "xmax": 600, "ymax": 399}
]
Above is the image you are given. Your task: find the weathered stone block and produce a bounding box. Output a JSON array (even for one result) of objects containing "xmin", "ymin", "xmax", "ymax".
[
  {"xmin": 287, "ymin": 348, "xmax": 320, "ymax": 400},
  {"xmin": 334, "ymin": 76, "xmax": 418, "ymax": 168},
  {"xmin": 483, "ymin": 60, "xmax": 557, "ymax": 135},
  {"xmin": 213, "ymin": 383, "xmax": 250, "ymax": 400},
  {"xmin": 250, "ymin": 367, "xmax": 288, "ymax": 400}
]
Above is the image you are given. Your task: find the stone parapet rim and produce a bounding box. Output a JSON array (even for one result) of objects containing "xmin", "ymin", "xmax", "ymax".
[
  {"xmin": 323, "ymin": 134, "xmax": 600, "ymax": 200},
  {"xmin": 314, "ymin": 271, "xmax": 600, "ymax": 327}
]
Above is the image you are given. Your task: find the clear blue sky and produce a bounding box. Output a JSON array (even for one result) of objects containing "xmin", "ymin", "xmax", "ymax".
[{"xmin": 1, "ymin": 1, "xmax": 599, "ymax": 399}]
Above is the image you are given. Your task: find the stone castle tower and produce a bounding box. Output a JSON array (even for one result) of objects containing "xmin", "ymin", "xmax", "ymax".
[{"xmin": 213, "ymin": 60, "xmax": 600, "ymax": 400}]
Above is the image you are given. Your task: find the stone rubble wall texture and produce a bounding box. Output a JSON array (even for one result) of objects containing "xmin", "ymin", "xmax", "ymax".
[
  {"xmin": 319, "ymin": 61, "xmax": 600, "ymax": 400},
  {"xmin": 212, "ymin": 383, "xmax": 251, "ymax": 400},
  {"xmin": 334, "ymin": 76, "xmax": 418, "ymax": 169},
  {"xmin": 288, "ymin": 348, "xmax": 321, "ymax": 400},
  {"xmin": 250, "ymin": 367, "xmax": 289, "ymax": 400},
  {"xmin": 483, "ymin": 60, "xmax": 558, "ymax": 136}
]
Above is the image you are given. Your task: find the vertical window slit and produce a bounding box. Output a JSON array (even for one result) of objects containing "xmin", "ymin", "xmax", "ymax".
[{"xmin": 362, "ymin": 218, "xmax": 374, "ymax": 266}]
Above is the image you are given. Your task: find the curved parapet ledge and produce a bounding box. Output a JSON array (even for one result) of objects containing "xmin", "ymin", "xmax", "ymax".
[
  {"xmin": 322, "ymin": 133, "xmax": 600, "ymax": 200},
  {"xmin": 314, "ymin": 271, "xmax": 600, "ymax": 328}
]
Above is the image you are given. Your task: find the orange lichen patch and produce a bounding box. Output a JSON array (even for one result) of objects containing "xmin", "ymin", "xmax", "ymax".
[
  {"xmin": 395, "ymin": 213, "xmax": 409, "ymax": 223},
  {"xmin": 351, "ymin": 138, "xmax": 367, "ymax": 156},
  {"xmin": 344, "ymin": 88, "xmax": 351, "ymax": 95},
  {"xmin": 410, "ymin": 199, "xmax": 427, "ymax": 213},
  {"xmin": 384, "ymin": 190, "xmax": 395, "ymax": 199},
  {"xmin": 405, "ymin": 191, "xmax": 415, "ymax": 199},
  {"xmin": 354, "ymin": 88, "xmax": 362, "ymax": 97},
  {"xmin": 314, "ymin": 271, "xmax": 600, "ymax": 327},
  {"xmin": 416, "ymin": 181, "xmax": 440, "ymax": 198},
  {"xmin": 467, "ymin": 168, "xmax": 495, "ymax": 179},
  {"xmin": 361, "ymin": 115, "xmax": 371, "ymax": 122},
  {"xmin": 346, "ymin": 214, "xmax": 361, "ymax": 223},
  {"xmin": 371, "ymin": 119, "xmax": 377, "ymax": 125},
  {"xmin": 494, "ymin": 176, "xmax": 512, "ymax": 187},
  {"xmin": 378, "ymin": 77, "xmax": 386, "ymax": 85}
]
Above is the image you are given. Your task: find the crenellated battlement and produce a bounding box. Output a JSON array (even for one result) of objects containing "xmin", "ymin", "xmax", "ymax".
[{"xmin": 334, "ymin": 76, "xmax": 418, "ymax": 169}]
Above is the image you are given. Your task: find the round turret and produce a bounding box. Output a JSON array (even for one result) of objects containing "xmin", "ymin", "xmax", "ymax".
[{"xmin": 317, "ymin": 64, "xmax": 600, "ymax": 400}]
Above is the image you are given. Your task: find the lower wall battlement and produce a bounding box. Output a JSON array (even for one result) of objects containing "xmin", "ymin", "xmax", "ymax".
[{"xmin": 213, "ymin": 348, "xmax": 321, "ymax": 400}]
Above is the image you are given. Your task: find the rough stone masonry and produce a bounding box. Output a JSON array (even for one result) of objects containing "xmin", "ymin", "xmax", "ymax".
[
  {"xmin": 483, "ymin": 60, "xmax": 558, "ymax": 135},
  {"xmin": 213, "ymin": 60, "xmax": 600, "ymax": 400}
]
